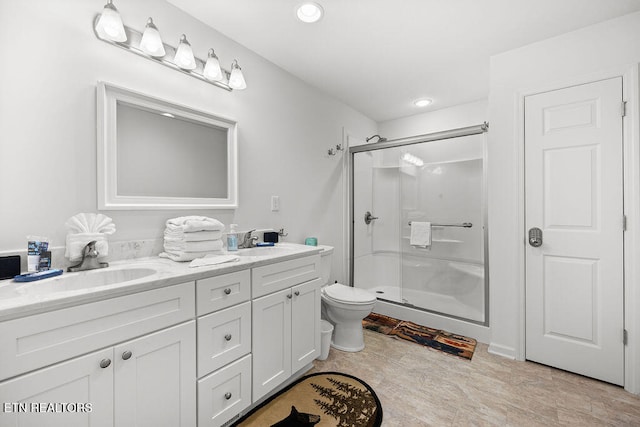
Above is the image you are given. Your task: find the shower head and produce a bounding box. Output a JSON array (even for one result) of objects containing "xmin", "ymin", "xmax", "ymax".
[{"xmin": 365, "ymin": 134, "xmax": 387, "ymax": 143}]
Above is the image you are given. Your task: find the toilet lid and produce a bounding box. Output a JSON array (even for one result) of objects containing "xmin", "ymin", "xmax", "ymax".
[{"xmin": 324, "ymin": 283, "xmax": 376, "ymax": 304}]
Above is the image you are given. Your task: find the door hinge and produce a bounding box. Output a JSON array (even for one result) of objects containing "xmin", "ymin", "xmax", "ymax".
[
  {"xmin": 622, "ymin": 101, "xmax": 627, "ymax": 117},
  {"xmin": 623, "ymin": 215, "xmax": 627, "ymax": 231},
  {"xmin": 623, "ymin": 329, "xmax": 628, "ymax": 345}
]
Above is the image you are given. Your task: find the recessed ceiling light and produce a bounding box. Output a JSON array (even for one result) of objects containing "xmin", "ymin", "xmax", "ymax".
[
  {"xmin": 414, "ymin": 98, "xmax": 433, "ymax": 107},
  {"xmin": 296, "ymin": 2, "xmax": 324, "ymax": 23}
]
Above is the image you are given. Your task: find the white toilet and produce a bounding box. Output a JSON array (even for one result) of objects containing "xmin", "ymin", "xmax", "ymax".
[{"xmin": 319, "ymin": 246, "xmax": 377, "ymax": 352}]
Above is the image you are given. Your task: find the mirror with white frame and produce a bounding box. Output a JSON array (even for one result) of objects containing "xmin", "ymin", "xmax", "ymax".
[{"xmin": 97, "ymin": 81, "xmax": 238, "ymax": 209}]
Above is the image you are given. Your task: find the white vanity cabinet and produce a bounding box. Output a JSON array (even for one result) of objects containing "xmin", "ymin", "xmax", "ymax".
[
  {"xmin": 0, "ymin": 282, "xmax": 196, "ymax": 427},
  {"xmin": 196, "ymin": 270, "xmax": 253, "ymax": 426},
  {"xmin": 251, "ymin": 254, "xmax": 322, "ymax": 402}
]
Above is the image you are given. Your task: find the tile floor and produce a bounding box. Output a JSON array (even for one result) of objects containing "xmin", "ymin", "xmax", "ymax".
[{"xmin": 309, "ymin": 329, "xmax": 640, "ymax": 426}]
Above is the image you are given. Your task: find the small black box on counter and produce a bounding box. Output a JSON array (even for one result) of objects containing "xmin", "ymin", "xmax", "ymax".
[
  {"xmin": 263, "ymin": 232, "xmax": 279, "ymax": 243},
  {"xmin": 0, "ymin": 255, "xmax": 21, "ymax": 280}
]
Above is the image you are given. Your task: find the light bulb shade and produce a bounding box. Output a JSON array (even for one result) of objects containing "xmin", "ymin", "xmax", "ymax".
[
  {"xmin": 139, "ymin": 18, "xmax": 165, "ymax": 57},
  {"xmin": 203, "ymin": 49, "xmax": 223, "ymax": 81},
  {"xmin": 228, "ymin": 60, "xmax": 247, "ymax": 90},
  {"xmin": 174, "ymin": 35, "xmax": 196, "ymax": 70},
  {"xmin": 96, "ymin": 1, "xmax": 127, "ymax": 42}
]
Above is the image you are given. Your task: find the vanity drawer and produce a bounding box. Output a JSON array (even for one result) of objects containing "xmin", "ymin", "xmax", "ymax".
[
  {"xmin": 198, "ymin": 354, "xmax": 252, "ymax": 427},
  {"xmin": 251, "ymin": 254, "xmax": 320, "ymax": 298},
  {"xmin": 196, "ymin": 270, "xmax": 250, "ymax": 316},
  {"xmin": 0, "ymin": 282, "xmax": 195, "ymax": 381},
  {"xmin": 197, "ymin": 301, "xmax": 251, "ymax": 377}
]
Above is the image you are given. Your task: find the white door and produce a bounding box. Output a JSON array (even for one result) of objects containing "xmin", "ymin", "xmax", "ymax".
[
  {"xmin": 0, "ymin": 348, "xmax": 113, "ymax": 427},
  {"xmin": 525, "ymin": 77, "xmax": 624, "ymax": 385},
  {"xmin": 291, "ymin": 278, "xmax": 322, "ymax": 372},
  {"xmin": 115, "ymin": 321, "xmax": 196, "ymax": 427},
  {"xmin": 252, "ymin": 288, "xmax": 292, "ymax": 401}
]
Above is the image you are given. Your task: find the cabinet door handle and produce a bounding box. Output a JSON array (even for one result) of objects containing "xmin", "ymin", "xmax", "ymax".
[
  {"xmin": 224, "ymin": 334, "xmax": 232, "ymax": 341},
  {"xmin": 294, "ymin": 291, "xmax": 300, "ymax": 296},
  {"xmin": 224, "ymin": 392, "xmax": 232, "ymax": 400},
  {"xmin": 287, "ymin": 293, "xmax": 292, "ymax": 299},
  {"xmin": 224, "ymin": 288, "xmax": 231, "ymax": 295},
  {"xmin": 99, "ymin": 358, "xmax": 111, "ymax": 369},
  {"xmin": 122, "ymin": 350, "xmax": 132, "ymax": 360}
]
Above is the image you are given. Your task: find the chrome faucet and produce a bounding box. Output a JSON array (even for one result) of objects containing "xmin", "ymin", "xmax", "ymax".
[
  {"xmin": 238, "ymin": 229, "xmax": 259, "ymax": 249},
  {"xmin": 68, "ymin": 241, "xmax": 109, "ymax": 272}
]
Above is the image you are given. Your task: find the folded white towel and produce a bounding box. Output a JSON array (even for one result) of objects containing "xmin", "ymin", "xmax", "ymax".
[
  {"xmin": 410, "ymin": 221, "xmax": 432, "ymax": 248},
  {"xmin": 163, "ymin": 239, "xmax": 223, "ymax": 253},
  {"xmin": 164, "ymin": 229, "xmax": 223, "ymax": 242},
  {"xmin": 65, "ymin": 213, "xmax": 116, "ymax": 235},
  {"xmin": 65, "ymin": 233, "xmax": 109, "ymax": 261},
  {"xmin": 189, "ymin": 254, "xmax": 240, "ymax": 268},
  {"xmin": 159, "ymin": 250, "xmax": 222, "ymax": 262},
  {"xmin": 165, "ymin": 216, "xmax": 225, "ymax": 233}
]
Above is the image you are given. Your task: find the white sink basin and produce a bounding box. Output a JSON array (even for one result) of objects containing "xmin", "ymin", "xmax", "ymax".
[
  {"xmin": 237, "ymin": 246, "xmax": 297, "ymax": 257},
  {"xmin": 2, "ymin": 267, "xmax": 158, "ymax": 298}
]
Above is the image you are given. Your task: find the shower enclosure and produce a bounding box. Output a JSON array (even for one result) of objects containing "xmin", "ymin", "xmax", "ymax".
[{"xmin": 350, "ymin": 124, "xmax": 489, "ymax": 325}]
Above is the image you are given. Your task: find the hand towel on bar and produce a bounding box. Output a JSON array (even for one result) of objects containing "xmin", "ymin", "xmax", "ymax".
[
  {"xmin": 410, "ymin": 221, "xmax": 432, "ymax": 248},
  {"xmin": 65, "ymin": 233, "xmax": 109, "ymax": 261},
  {"xmin": 165, "ymin": 216, "xmax": 225, "ymax": 233},
  {"xmin": 163, "ymin": 239, "xmax": 223, "ymax": 253},
  {"xmin": 189, "ymin": 254, "xmax": 240, "ymax": 268},
  {"xmin": 65, "ymin": 213, "xmax": 116, "ymax": 235},
  {"xmin": 159, "ymin": 250, "xmax": 222, "ymax": 262},
  {"xmin": 164, "ymin": 229, "xmax": 223, "ymax": 242}
]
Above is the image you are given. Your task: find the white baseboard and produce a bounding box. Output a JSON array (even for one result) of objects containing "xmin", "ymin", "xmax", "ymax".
[{"xmin": 487, "ymin": 343, "xmax": 517, "ymax": 360}]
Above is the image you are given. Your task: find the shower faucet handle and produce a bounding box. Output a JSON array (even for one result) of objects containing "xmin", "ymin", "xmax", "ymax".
[{"xmin": 364, "ymin": 211, "xmax": 379, "ymax": 225}]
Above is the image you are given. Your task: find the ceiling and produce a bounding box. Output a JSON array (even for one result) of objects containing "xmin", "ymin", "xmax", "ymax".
[{"xmin": 168, "ymin": 0, "xmax": 640, "ymax": 122}]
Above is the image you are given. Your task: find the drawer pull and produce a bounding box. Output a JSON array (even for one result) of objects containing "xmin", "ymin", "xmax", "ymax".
[
  {"xmin": 287, "ymin": 294, "xmax": 292, "ymax": 299},
  {"xmin": 225, "ymin": 334, "xmax": 232, "ymax": 341},
  {"xmin": 224, "ymin": 392, "xmax": 232, "ymax": 400},
  {"xmin": 122, "ymin": 350, "xmax": 132, "ymax": 360},
  {"xmin": 294, "ymin": 291, "xmax": 300, "ymax": 296},
  {"xmin": 99, "ymin": 358, "xmax": 111, "ymax": 369},
  {"xmin": 224, "ymin": 288, "xmax": 232, "ymax": 295}
]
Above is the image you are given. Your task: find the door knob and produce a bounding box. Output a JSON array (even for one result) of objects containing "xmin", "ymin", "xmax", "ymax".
[
  {"xmin": 364, "ymin": 211, "xmax": 379, "ymax": 225},
  {"xmin": 224, "ymin": 288, "xmax": 231, "ymax": 295},
  {"xmin": 287, "ymin": 293, "xmax": 292, "ymax": 299},
  {"xmin": 294, "ymin": 291, "xmax": 300, "ymax": 296},
  {"xmin": 224, "ymin": 392, "xmax": 232, "ymax": 400},
  {"xmin": 122, "ymin": 350, "xmax": 132, "ymax": 360},
  {"xmin": 528, "ymin": 227, "xmax": 543, "ymax": 247},
  {"xmin": 224, "ymin": 334, "xmax": 232, "ymax": 341},
  {"xmin": 99, "ymin": 358, "xmax": 111, "ymax": 369}
]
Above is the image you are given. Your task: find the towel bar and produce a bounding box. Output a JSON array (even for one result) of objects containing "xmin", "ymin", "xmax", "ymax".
[{"xmin": 408, "ymin": 221, "xmax": 472, "ymax": 228}]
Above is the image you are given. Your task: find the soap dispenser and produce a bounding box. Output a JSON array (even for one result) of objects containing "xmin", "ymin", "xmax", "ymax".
[{"xmin": 227, "ymin": 224, "xmax": 238, "ymax": 252}]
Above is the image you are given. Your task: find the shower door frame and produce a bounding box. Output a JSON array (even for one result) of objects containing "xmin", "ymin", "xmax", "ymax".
[{"xmin": 348, "ymin": 123, "xmax": 491, "ymax": 326}]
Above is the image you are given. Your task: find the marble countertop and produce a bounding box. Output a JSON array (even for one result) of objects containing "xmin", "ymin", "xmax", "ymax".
[{"xmin": 0, "ymin": 243, "xmax": 324, "ymax": 322}]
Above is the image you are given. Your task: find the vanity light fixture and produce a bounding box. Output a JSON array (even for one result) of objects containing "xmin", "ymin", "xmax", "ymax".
[
  {"xmin": 414, "ymin": 98, "xmax": 433, "ymax": 107},
  {"xmin": 296, "ymin": 2, "xmax": 324, "ymax": 23},
  {"xmin": 228, "ymin": 60, "xmax": 247, "ymax": 90},
  {"xmin": 402, "ymin": 153, "xmax": 424, "ymax": 167},
  {"xmin": 203, "ymin": 49, "xmax": 223, "ymax": 81},
  {"xmin": 95, "ymin": 0, "xmax": 127, "ymax": 42},
  {"xmin": 174, "ymin": 35, "xmax": 197, "ymax": 70},
  {"xmin": 93, "ymin": 1, "xmax": 247, "ymax": 91},
  {"xmin": 139, "ymin": 18, "xmax": 165, "ymax": 57}
]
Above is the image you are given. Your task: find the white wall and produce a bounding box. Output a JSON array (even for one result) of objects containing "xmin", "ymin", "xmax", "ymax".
[
  {"xmin": 378, "ymin": 99, "xmax": 488, "ymax": 140},
  {"xmin": 0, "ymin": 0, "xmax": 376, "ymax": 282},
  {"xmin": 488, "ymin": 10, "xmax": 640, "ymax": 370}
]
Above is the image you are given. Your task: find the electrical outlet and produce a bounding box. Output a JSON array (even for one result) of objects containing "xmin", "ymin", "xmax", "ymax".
[{"xmin": 271, "ymin": 196, "xmax": 280, "ymax": 212}]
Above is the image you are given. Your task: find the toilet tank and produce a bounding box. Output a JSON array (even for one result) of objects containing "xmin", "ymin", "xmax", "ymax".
[{"xmin": 317, "ymin": 245, "xmax": 334, "ymax": 285}]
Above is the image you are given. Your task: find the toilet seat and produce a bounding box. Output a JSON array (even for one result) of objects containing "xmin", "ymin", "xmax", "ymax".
[{"xmin": 322, "ymin": 283, "xmax": 376, "ymax": 304}]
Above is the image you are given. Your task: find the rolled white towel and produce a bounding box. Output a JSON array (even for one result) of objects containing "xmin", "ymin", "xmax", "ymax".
[
  {"xmin": 164, "ymin": 229, "xmax": 223, "ymax": 242},
  {"xmin": 65, "ymin": 233, "xmax": 109, "ymax": 261},
  {"xmin": 165, "ymin": 216, "xmax": 225, "ymax": 233},
  {"xmin": 159, "ymin": 250, "xmax": 218, "ymax": 262},
  {"xmin": 163, "ymin": 239, "xmax": 223, "ymax": 253},
  {"xmin": 65, "ymin": 213, "xmax": 116, "ymax": 235}
]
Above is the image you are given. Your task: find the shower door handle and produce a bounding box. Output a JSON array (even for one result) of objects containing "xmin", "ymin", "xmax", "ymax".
[{"xmin": 364, "ymin": 211, "xmax": 379, "ymax": 225}]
